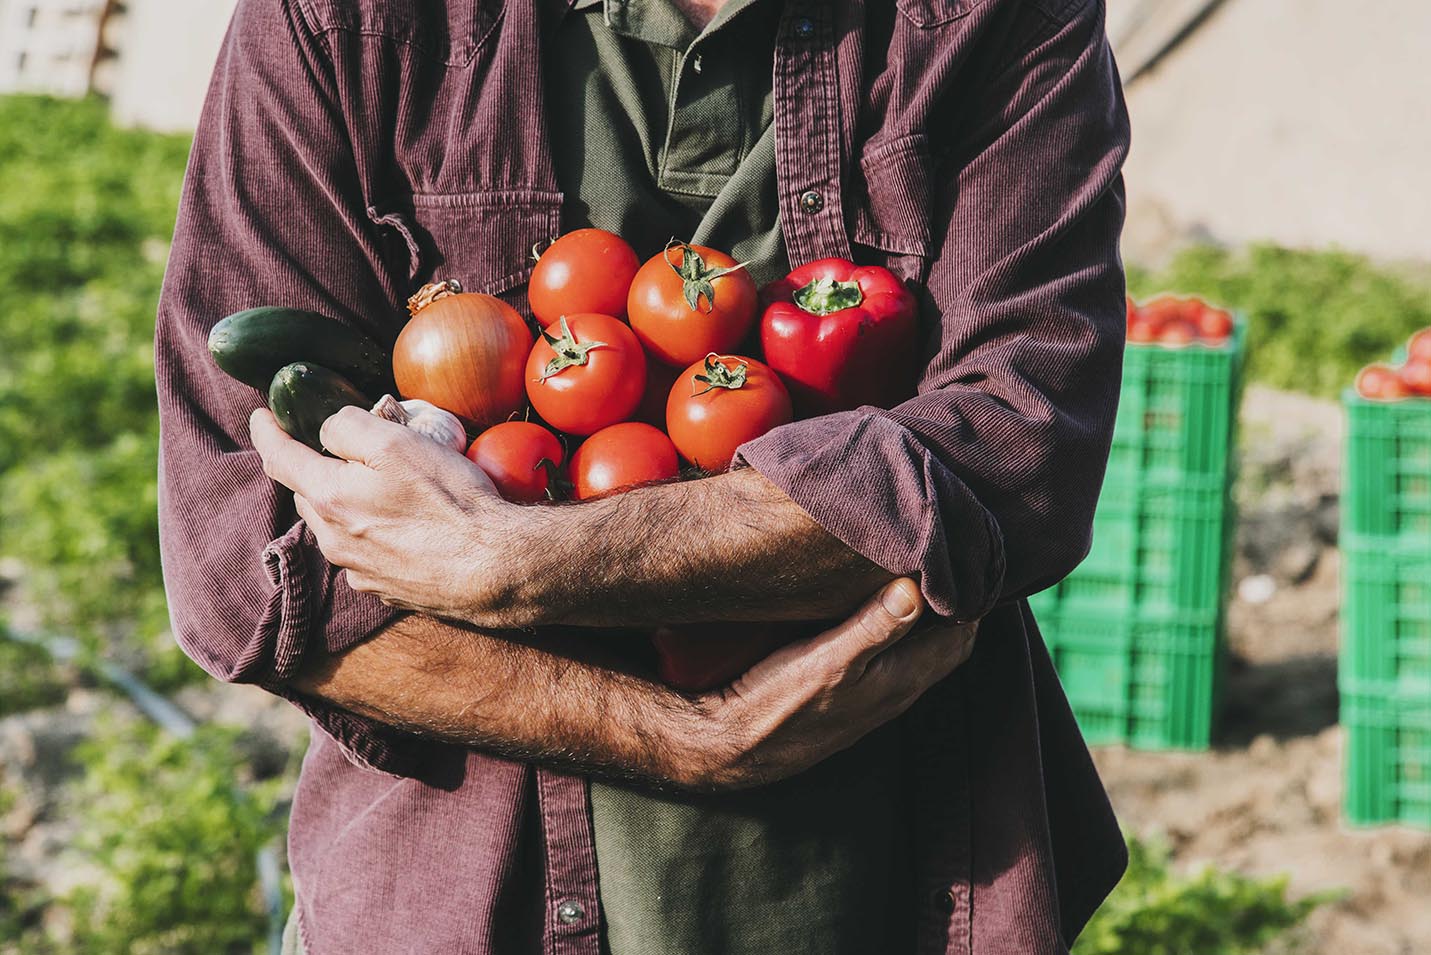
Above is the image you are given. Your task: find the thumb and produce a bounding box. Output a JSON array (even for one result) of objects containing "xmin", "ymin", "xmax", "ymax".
[
  {"xmin": 720, "ymin": 579, "xmax": 924, "ymax": 701},
  {"xmin": 318, "ymin": 405, "xmax": 423, "ymax": 466},
  {"xmin": 808, "ymin": 578, "xmax": 925, "ymax": 671}
]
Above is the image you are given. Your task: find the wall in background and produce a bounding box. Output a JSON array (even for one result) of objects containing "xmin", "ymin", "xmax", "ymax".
[{"xmin": 1118, "ymin": 0, "xmax": 1431, "ymax": 265}]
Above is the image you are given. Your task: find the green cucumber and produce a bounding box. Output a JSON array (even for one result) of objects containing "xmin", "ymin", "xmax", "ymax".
[
  {"xmin": 268, "ymin": 362, "xmax": 371, "ymax": 454},
  {"xmin": 208, "ymin": 306, "xmax": 394, "ymax": 397}
]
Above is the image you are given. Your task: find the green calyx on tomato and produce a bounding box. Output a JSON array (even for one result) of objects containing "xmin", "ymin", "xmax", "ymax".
[
  {"xmin": 537, "ymin": 315, "xmax": 608, "ymax": 381},
  {"xmin": 534, "ymin": 457, "xmax": 568, "ymax": 500},
  {"xmin": 664, "ymin": 240, "xmax": 749, "ymax": 313},
  {"xmin": 792, "ymin": 276, "xmax": 865, "ymax": 316},
  {"xmin": 691, "ymin": 354, "xmax": 749, "ymax": 395}
]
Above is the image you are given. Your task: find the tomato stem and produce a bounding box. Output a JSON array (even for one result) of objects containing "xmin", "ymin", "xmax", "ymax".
[
  {"xmin": 537, "ymin": 316, "xmax": 608, "ymax": 381},
  {"xmin": 691, "ymin": 353, "xmax": 749, "ymax": 395},
  {"xmin": 663, "ymin": 239, "xmax": 748, "ymax": 313},
  {"xmin": 534, "ymin": 457, "xmax": 567, "ymax": 501},
  {"xmin": 792, "ymin": 276, "xmax": 864, "ymax": 316}
]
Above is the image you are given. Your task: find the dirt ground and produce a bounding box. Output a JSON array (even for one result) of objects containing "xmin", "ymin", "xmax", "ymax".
[{"xmin": 1093, "ymin": 386, "xmax": 1431, "ymax": 954}]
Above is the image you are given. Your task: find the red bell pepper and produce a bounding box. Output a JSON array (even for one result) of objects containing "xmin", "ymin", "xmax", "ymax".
[{"xmin": 759, "ymin": 258, "xmax": 919, "ymax": 416}]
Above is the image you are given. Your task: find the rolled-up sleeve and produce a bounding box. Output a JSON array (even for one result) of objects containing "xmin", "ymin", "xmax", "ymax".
[
  {"xmin": 154, "ymin": 0, "xmax": 410, "ymax": 763},
  {"xmin": 739, "ymin": 0, "xmax": 1130, "ymax": 622}
]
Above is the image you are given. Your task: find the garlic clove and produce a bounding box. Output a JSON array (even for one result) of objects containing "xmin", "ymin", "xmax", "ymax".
[
  {"xmin": 399, "ymin": 399, "xmax": 469, "ymax": 453},
  {"xmin": 369, "ymin": 395, "xmax": 468, "ymax": 453},
  {"xmin": 370, "ymin": 394, "xmax": 412, "ymax": 425}
]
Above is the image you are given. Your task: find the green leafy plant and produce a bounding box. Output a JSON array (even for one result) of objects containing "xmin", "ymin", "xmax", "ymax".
[
  {"xmin": 0, "ymin": 625, "xmax": 71, "ymax": 717},
  {"xmin": 1074, "ymin": 836, "xmax": 1326, "ymax": 955},
  {"xmin": 1129, "ymin": 244, "xmax": 1431, "ymax": 398},
  {"xmin": 0, "ymin": 94, "xmax": 195, "ymax": 687},
  {"xmin": 57, "ymin": 721, "xmax": 284, "ymax": 955}
]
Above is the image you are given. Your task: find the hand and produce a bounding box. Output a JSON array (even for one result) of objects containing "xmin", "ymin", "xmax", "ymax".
[
  {"xmin": 664, "ymin": 578, "xmax": 977, "ymax": 791},
  {"xmin": 249, "ymin": 406, "xmax": 529, "ymax": 625}
]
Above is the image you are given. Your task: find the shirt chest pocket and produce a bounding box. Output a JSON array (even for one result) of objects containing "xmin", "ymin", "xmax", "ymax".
[
  {"xmin": 850, "ymin": 134, "xmax": 936, "ymax": 285},
  {"xmin": 370, "ymin": 189, "xmax": 563, "ymax": 319}
]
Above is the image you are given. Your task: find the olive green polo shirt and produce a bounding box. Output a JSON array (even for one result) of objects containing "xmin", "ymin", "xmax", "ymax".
[
  {"xmin": 547, "ymin": 3, "xmax": 912, "ymax": 953},
  {"xmin": 548, "ymin": 0, "xmax": 787, "ymax": 287}
]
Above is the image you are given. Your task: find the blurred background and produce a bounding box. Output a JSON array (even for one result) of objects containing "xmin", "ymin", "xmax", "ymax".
[{"xmin": 2, "ymin": 1, "xmax": 1430, "ymax": 952}]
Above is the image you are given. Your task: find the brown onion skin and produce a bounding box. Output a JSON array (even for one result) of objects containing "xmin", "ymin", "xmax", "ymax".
[{"xmin": 392, "ymin": 293, "xmax": 533, "ymax": 429}]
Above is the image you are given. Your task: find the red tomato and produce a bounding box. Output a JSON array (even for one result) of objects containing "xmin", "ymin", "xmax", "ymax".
[
  {"xmin": 634, "ymin": 353, "xmax": 681, "ymax": 428},
  {"xmin": 528, "ymin": 229, "xmax": 641, "ymax": 328},
  {"xmin": 628, "ymin": 242, "xmax": 758, "ymax": 368},
  {"xmin": 1401, "ymin": 360, "xmax": 1431, "ymax": 396},
  {"xmin": 652, "ymin": 622, "xmax": 802, "ymax": 692},
  {"xmin": 1408, "ymin": 329, "xmax": 1431, "ymax": 364},
  {"xmin": 568, "ymin": 422, "xmax": 680, "ymax": 500},
  {"xmin": 1140, "ymin": 295, "xmax": 1183, "ymax": 326},
  {"xmin": 1127, "ymin": 317, "xmax": 1161, "ymax": 343},
  {"xmin": 466, "ymin": 422, "xmax": 565, "ymax": 503},
  {"xmin": 1197, "ymin": 306, "xmax": 1234, "ymax": 343},
  {"xmin": 1158, "ymin": 318, "xmax": 1197, "ymax": 346},
  {"xmin": 666, "ymin": 355, "xmax": 792, "ymax": 471},
  {"xmin": 1356, "ymin": 363, "xmax": 1412, "ymax": 401},
  {"xmin": 525, "ymin": 313, "xmax": 646, "ymax": 436}
]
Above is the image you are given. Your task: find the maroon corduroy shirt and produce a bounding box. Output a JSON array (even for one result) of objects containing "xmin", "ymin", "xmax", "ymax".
[{"xmin": 154, "ymin": 0, "xmax": 1133, "ymax": 952}]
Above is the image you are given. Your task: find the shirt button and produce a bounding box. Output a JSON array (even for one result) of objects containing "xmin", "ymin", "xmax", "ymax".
[
  {"xmin": 935, "ymin": 889, "xmax": 957, "ymax": 914},
  {"xmin": 793, "ymin": 16, "xmax": 816, "ymax": 39},
  {"xmin": 799, "ymin": 189, "xmax": 824, "ymax": 214},
  {"xmin": 556, "ymin": 899, "xmax": 585, "ymax": 925}
]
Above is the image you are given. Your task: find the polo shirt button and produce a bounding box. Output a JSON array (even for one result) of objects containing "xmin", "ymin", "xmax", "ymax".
[
  {"xmin": 799, "ymin": 189, "xmax": 824, "ymax": 214},
  {"xmin": 556, "ymin": 899, "xmax": 585, "ymax": 924},
  {"xmin": 793, "ymin": 16, "xmax": 815, "ymax": 39}
]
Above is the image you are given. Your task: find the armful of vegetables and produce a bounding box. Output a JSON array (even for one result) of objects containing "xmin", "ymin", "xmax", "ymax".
[{"xmin": 211, "ymin": 232, "xmax": 920, "ymax": 694}]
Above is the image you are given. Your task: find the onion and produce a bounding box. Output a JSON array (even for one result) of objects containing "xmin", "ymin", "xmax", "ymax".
[{"xmin": 393, "ymin": 281, "xmax": 533, "ymax": 429}]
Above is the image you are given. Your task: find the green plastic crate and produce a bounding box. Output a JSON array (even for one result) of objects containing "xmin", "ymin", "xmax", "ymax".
[
  {"xmin": 1341, "ymin": 680, "xmax": 1431, "ymax": 828},
  {"xmin": 1033, "ymin": 475, "xmax": 1229, "ymax": 617},
  {"xmin": 1342, "ymin": 393, "xmax": 1431, "ymax": 542},
  {"xmin": 1034, "ymin": 605, "xmax": 1222, "ymax": 749},
  {"xmin": 1031, "ymin": 325, "xmax": 1242, "ymax": 749},
  {"xmin": 1104, "ymin": 326, "xmax": 1245, "ymax": 488},
  {"xmin": 1340, "ymin": 390, "xmax": 1431, "ymax": 826},
  {"xmin": 1341, "ymin": 534, "xmax": 1431, "ymax": 687}
]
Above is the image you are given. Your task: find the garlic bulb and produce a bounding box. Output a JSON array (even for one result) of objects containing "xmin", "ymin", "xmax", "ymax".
[{"xmin": 370, "ymin": 395, "xmax": 468, "ymax": 453}]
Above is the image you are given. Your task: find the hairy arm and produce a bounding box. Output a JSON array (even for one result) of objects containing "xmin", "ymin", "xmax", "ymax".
[
  {"xmin": 290, "ymin": 614, "xmax": 696, "ymax": 784},
  {"xmin": 252, "ymin": 407, "xmax": 890, "ymax": 631},
  {"xmin": 291, "ymin": 579, "xmax": 977, "ymax": 791},
  {"xmin": 506, "ymin": 467, "xmax": 890, "ymax": 627}
]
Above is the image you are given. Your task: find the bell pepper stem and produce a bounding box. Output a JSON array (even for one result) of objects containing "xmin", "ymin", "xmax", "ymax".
[{"xmin": 793, "ymin": 276, "xmax": 864, "ymax": 316}]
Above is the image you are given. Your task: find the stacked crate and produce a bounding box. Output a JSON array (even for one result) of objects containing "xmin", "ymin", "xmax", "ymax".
[
  {"xmin": 1341, "ymin": 394, "xmax": 1431, "ymax": 827},
  {"xmin": 1031, "ymin": 323, "xmax": 1245, "ymax": 749}
]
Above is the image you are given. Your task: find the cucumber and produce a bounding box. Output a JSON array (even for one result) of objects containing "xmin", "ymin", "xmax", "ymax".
[
  {"xmin": 208, "ymin": 306, "xmax": 394, "ymax": 397},
  {"xmin": 268, "ymin": 362, "xmax": 371, "ymax": 454}
]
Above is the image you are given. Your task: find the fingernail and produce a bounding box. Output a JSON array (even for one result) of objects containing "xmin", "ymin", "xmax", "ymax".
[{"xmin": 881, "ymin": 580, "xmax": 918, "ymax": 619}]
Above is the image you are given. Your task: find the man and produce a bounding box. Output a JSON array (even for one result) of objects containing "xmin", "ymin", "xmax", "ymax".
[{"xmin": 155, "ymin": 0, "xmax": 1131, "ymax": 952}]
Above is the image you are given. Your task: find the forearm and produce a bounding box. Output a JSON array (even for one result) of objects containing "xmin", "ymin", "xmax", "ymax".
[
  {"xmin": 502, "ymin": 468, "xmax": 891, "ymax": 629},
  {"xmin": 290, "ymin": 613, "xmax": 711, "ymax": 786},
  {"xmin": 288, "ymin": 579, "xmax": 974, "ymax": 793}
]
